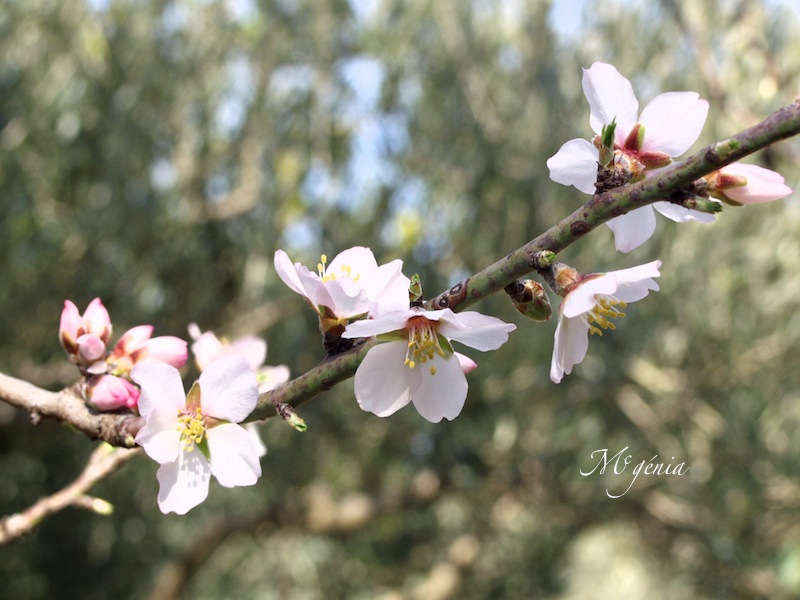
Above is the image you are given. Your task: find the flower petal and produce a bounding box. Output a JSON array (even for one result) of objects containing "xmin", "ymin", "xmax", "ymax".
[
  {"xmin": 410, "ymin": 353, "xmax": 468, "ymax": 423},
  {"xmin": 652, "ymin": 201, "xmax": 716, "ymax": 223},
  {"xmin": 561, "ymin": 274, "xmax": 618, "ymax": 318},
  {"xmin": 639, "ymin": 92, "xmax": 708, "ymax": 156},
  {"xmin": 131, "ymin": 362, "xmax": 186, "ymax": 420},
  {"xmin": 227, "ymin": 336, "xmax": 267, "ymax": 370},
  {"xmin": 365, "ymin": 259, "xmax": 411, "ymax": 317},
  {"xmin": 155, "ymin": 452, "xmax": 211, "ymax": 515},
  {"xmin": 207, "ymin": 423, "xmax": 262, "ymax": 487},
  {"xmin": 353, "ymin": 341, "xmax": 412, "ymax": 417},
  {"xmin": 605, "ymin": 206, "xmax": 658, "ymax": 253},
  {"xmin": 546, "ymin": 138, "xmax": 599, "ymax": 194},
  {"xmin": 583, "ymin": 62, "xmax": 639, "ymax": 137},
  {"xmin": 343, "ymin": 309, "xmax": 415, "ymax": 339},
  {"xmin": 138, "ymin": 336, "xmax": 188, "ymax": 368},
  {"xmin": 198, "ymin": 355, "xmax": 258, "ymax": 422},
  {"xmin": 326, "ymin": 246, "xmax": 378, "ymax": 279},
  {"xmin": 274, "ymin": 249, "xmax": 308, "ymax": 297},
  {"xmin": 550, "ymin": 315, "xmax": 590, "ymax": 384},
  {"xmin": 455, "ymin": 352, "xmax": 477, "ymax": 374},
  {"xmin": 136, "ymin": 420, "xmax": 182, "ymax": 464},
  {"xmin": 440, "ymin": 311, "xmax": 516, "ymax": 351}
]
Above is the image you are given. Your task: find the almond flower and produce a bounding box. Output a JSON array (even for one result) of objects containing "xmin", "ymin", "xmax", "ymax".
[
  {"xmin": 131, "ymin": 356, "xmax": 262, "ymax": 515},
  {"xmin": 342, "ymin": 308, "xmax": 516, "ymax": 422},
  {"xmin": 274, "ymin": 246, "xmax": 410, "ymax": 327},
  {"xmin": 547, "ymin": 62, "xmax": 711, "ymax": 253},
  {"xmin": 551, "ymin": 260, "xmax": 661, "ymax": 384},
  {"xmin": 188, "ymin": 323, "xmax": 289, "ymax": 394},
  {"xmin": 704, "ymin": 162, "xmax": 792, "ymax": 205},
  {"xmin": 188, "ymin": 324, "xmax": 291, "ymax": 453}
]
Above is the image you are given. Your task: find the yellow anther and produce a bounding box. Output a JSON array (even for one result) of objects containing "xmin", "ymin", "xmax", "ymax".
[
  {"xmin": 404, "ymin": 316, "xmax": 446, "ymax": 374},
  {"xmin": 177, "ymin": 407, "xmax": 207, "ymax": 452},
  {"xmin": 587, "ymin": 297, "xmax": 626, "ymax": 335}
]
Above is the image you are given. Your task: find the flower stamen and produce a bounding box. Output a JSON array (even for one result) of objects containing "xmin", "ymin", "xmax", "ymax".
[
  {"xmin": 404, "ymin": 317, "xmax": 445, "ymax": 372},
  {"xmin": 177, "ymin": 408, "xmax": 207, "ymax": 452},
  {"xmin": 587, "ymin": 298, "xmax": 627, "ymax": 336},
  {"xmin": 317, "ymin": 253, "xmax": 360, "ymax": 283}
]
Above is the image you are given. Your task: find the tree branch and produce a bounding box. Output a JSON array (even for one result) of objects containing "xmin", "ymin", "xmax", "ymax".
[
  {"xmin": 3, "ymin": 98, "xmax": 799, "ymax": 442},
  {"xmin": 0, "ymin": 444, "xmax": 141, "ymax": 544},
  {"xmin": 0, "ymin": 371, "xmax": 141, "ymax": 447}
]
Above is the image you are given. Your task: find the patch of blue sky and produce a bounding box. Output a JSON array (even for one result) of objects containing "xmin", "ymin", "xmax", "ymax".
[
  {"xmin": 225, "ymin": 0, "xmax": 258, "ymax": 22},
  {"xmin": 547, "ymin": 0, "xmax": 588, "ymax": 43},
  {"xmin": 336, "ymin": 56, "xmax": 384, "ymax": 119},
  {"xmin": 334, "ymin": 56, "xmax": 410, "ymax": 212},
  {"xmin": 268, "ymin": 64, "xmax": 316, "ymax": 101},
  {"xmin": 279, "ymin": 217, "xmax": 322, "ymax": 255},
  {"xmin": 213, "ymin": 53, "xmax": 255, "ymax": 138},
  {"xmin": 347, "ymin": 0, "xmax": 380, "ymax": 23},
  {"xmin": 301, "ymin": 159, "xmax": 338, "ymax": 208},
  {"xmin": 161, "ymin": 2, "xmax": 187, "ymax": 33},
  {"xmin": 86, "ymin": 0, "xmax": 110, "ymax": 11}
]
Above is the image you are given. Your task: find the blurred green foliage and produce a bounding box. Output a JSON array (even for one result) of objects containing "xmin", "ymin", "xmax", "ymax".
[{"xmin": 2, "ymin": 0, "xmax": 800, "ymax": 598}]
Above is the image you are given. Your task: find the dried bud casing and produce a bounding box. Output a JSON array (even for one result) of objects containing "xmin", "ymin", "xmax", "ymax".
[{"xmin": 507, "ymin": 279, "xmax": 552, "ymax": 322}]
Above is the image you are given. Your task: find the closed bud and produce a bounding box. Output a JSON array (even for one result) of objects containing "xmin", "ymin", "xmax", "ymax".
[{"xmin": 506, "ymin": 279, "xmax": 552, "ymax": 322}]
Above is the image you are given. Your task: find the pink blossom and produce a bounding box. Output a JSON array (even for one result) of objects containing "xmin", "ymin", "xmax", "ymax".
[
  {"xmin": 706, "ymin": 162, "xmax": 792, "ymax": 205},
  {"xmin": 86, "ymin": 374, "xmax": 141, "ymax": 410},
  {"xmin": 188, "ymin": 324, "xmax": 290, "ymax": 394},
  {"xmin": 547, "ymin": 62, "xmax": 711, "ymax": 253},
  {"xmin": 59, "ymin": 298, "xmax": 112, "ymax": 355},
  {"xmin": 343, "ymin": 308, "xmax": 515, "ymax": 422},
  {"xmin": 108, "ymin": 325, "xmax": 188, "ymax": 373},
  {"xmin": 132, "ymin": 357, "xmax": 262, "ymax": 514},
  {"xmin": 550, "ymin": 261, "xmax": 661, "ymax": 383}
]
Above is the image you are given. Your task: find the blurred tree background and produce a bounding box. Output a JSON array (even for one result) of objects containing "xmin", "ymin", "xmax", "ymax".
[{"xmin": 2, "ymin": 0, "xmax": 800, "ymax": 598}]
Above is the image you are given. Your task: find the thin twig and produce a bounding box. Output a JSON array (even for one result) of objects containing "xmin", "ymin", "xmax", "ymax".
[{"xmin": 0, "ymin": 444, "xmax": 141, "ymax": 544}]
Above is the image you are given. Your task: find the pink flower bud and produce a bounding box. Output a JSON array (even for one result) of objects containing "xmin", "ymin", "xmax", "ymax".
[
  {"xmin": 76, "ymin": 333, "xmax": 107, "ymax": 365},
  {"xmin": 135, "ymin": 336, "xmax": 188, "ymax": 368},
  {"xmin": 113, "ymin": 325, "xmax": 155, "ymax": 356},
  {"xmin": 59, "ymin": 298, "xmax": 113, "ymax": 354},
  {"xmin": 86, "ymin": 375, "xmax": 141, "ymax": 411},
  {"xmin": 59, "ymin": 300, "xmax": 83, "ymax": 353},
  {"xmin": 706, "ymin": 163, "xmax": 792, "ymax": 205},
  {"xmin": 456, "ymin": 353, "xmax": 477, "ymax": 375},
  {"xmin": 83, "ymin": 298, "xmax": 112, "ymax": 343}
]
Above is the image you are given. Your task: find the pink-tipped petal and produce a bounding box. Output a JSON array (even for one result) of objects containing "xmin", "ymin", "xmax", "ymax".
[
  {"xmin": 114, "ymin": 325, "xmax": 154, "ymax": 355},
  {"xmin": 719, "ymin": 163, "xmax": 792, "ymax": 204},
  {"xmin": 83, "ymin": 298, "xmax": 112, "ymax": 343},
  {"xmin": 86, "ymin": 375, "xmax": 140, "ymax": 411},
  {"xmin": 59, "ymin": 300, "xmax": 83, "ymax": 352},
  {"xmin": 138, "ymin": 336, "xmax": 189, "ymax": 368}
]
